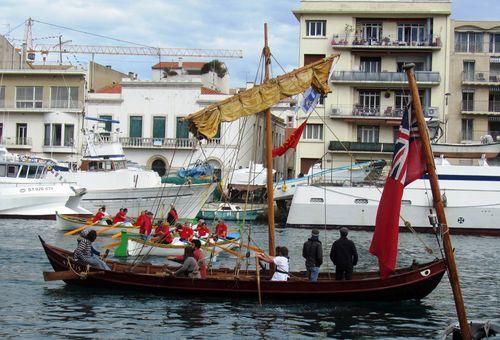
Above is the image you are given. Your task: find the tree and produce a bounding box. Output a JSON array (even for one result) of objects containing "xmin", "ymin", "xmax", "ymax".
[{"xmin": 201, "ymin": 60, "xmax": 227, "ymax": 78}]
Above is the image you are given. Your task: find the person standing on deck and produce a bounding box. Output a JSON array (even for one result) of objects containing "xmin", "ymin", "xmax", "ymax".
[
  {"xmin": 166, "ymin": 204, "xmax": 178, "ymax": 225},
  {"xmin": 139, "ymin": 211, "xmax": 153, "ymax": 241},
  {"xmin": 302, "ymin": 229, "xmax": 323, "ymax": 282},
  {"xmin": 215, "ymin": 219, "xmax": 228, "ymax": 238},
  {"xmin": 330, "ymin": 227, "xmax": 358, "ymax": 280},
  {"xmin": 192, "ymin": 239, "xmax": 207, "ymax": 279},
  {"xmin": 134, "ymin": 210, "xmax": 146, "ymax": 227},
  {"xmin": 257, "ymin": 246, "xmax": 289, "ymax": 281},
  {"xmin": 74, "ymin": 229, "xmax": 110, "ymax": 270}
]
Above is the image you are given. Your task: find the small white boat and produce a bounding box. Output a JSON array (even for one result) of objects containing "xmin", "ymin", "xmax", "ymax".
[
  {"xmin": 55, "ymin": 212, "xmax": 140, "ymax": 235},
  {"xmin": 197, "ymin": 203, "xmax": 265, "ymax": 221},
  {"xmin": 127, "ymin": 234, "xmax": 241, "ymax": 257},
  {"xmin": 0, "ymin": 147, "xmax": 89, "ymax": 218},
  {"xmin": 432, "ymin": 141, "xmax": 500, "ymax": 159}
]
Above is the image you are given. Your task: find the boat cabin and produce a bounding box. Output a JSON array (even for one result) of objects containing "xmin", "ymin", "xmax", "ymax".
[
  {"xmin": 79, "ymin": 159, "xmax": 127, "ymax": 172},
  {"xmin": 0, "ymin": 158, "xmax": 47, "ymax": 179}
]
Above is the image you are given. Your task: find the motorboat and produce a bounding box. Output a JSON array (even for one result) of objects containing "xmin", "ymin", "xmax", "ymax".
[
  {"xmin": 273, "ymin": 160, "xmax": 386, "ymax": 201},
  {"xmin": 46, "ymin": 125, "xmax": 216, "ymax": 219},
  {"xmin": 197, "ymin": 202, "xmax": 265, "ymax": 221},
  {"xmin": 0, "ymin": 147, "xmax": 89, "ymax": 218},
  {"xmin": 287, "ymin": 157, "xmax": 500, "ymax": 235}
]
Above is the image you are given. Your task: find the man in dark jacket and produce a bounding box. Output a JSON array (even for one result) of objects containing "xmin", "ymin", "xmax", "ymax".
[
  {"xmin": 330, "ymin": 227, "xmax": 358, "ymax": 280},
  {"xmin": 302, "ymin": 229, "xmax": 323, "ymax": 282}
]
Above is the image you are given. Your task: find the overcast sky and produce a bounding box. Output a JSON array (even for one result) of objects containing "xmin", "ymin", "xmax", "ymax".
[{"xmin": 0, "ymin": 0, "xmax": 498, "ymax": 88}]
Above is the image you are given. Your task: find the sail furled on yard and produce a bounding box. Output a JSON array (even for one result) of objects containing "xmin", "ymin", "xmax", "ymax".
[{"xmin": 185, "ymin": 55, "xmax": 338, "ymax": 139}]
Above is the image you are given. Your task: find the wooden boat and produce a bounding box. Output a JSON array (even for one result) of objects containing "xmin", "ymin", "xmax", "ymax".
[
  {"xmin": 55, "ymin": 212, "xmax": 140, "ymax": 235},
  {"xmin": 197, "ymin": 203, "xmax": 264, "ymax": 221},
  {"xmin": 40, "ymin": 236, "xmax": 446, "ymax": 300},
  {"xmin": 126, "ymin": 233, "xmax": 241, "ymax": 257}
]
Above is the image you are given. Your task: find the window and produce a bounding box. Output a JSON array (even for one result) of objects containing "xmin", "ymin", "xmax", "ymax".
[
  {"xmin": 52, "ymin": 124, "xmax": 62, "ymax": 146},
  {"xmin": 463, "ymin": 60, "xmax": 475, "ymax": 81},
  {"xmin": 394, "ymin": 90, "xmax": 426, "ymax": 113},
  {"xmin": 0, "ymin": 164, "xmax": 5, "ymax": 177},
  {"xmin": 16, "ymin": 123, "xmax": 27, "ymax": 145},
  {"xmin": 44, "ymin": 124, "xmax": 51, "ymax": 146},
  {"xmin": 357, "ymin": 125, "xmax": 379, "ymax": 143},
  {"xmin": 286, "ymin": 115, "xmax": 294, "ymax": 128},
  {"xmin": 7, "ymin": 165, "xmax": 18, "ymax": 177},
  {"xmin": 462, "ymin": 91, "xmax": 474, "ymax": 111},
  {"xmin": 64, "ymin": 124, "xmax": 74, "ymax": 146},
  {"xmin": 304, "ymin": 54, "xmax": 326, "ymax": 65},
  {"xmin": 16, "ymin": 86, "xmax": 42, "ymax": 108},
  {"xmin": 153, "ymin": 116, "xmax": 166, "ymax": 139},
  {"xmin": 396, "ymin": 62, "xmax": 425, "ymax": 72},
  {"xmin": 397, "ymin": 23, "xmax": 426, "ymax": 44},
  {"xmin": 361, "ymin": 22, "xmax": 382, "ymax": 42},
  {"xmin": 0, "ymin": 122, "xmax": 3, "ymax": 141},
  {"xmin": 489, "ymin": 92, "xmax": 500, "ymax": 112},
  {"xmin": 358, "ymin": 91, "xmax": 380, "ymax": 115},
  {"xmin": 19, "ymin": 165, "xmax": 28, "ymax": 178},
  {"xmin": 302, "ymin": 124, "xmax": 323, "ymax": 140},
  {"xmin": 462, "ymin": 119, "xmax": 473, "ymax": 140},
  {"xmin": 306, "ymin": 20, "xmax": 326, "ymax": 37},
  {"xmin": 176, "ymin": 117, "xmax": 189, "ymax": 139},
  {"xmin": 129, "ymin": 116, "xmax": 143, "ymax": 138},
  {"xmin": 99, "ymin": 115, "xmax": 113, "ymax": 133},
  {"xmin": 0, "ymin": 86, "xmax": 4, "ymax": 107},
  {"xmin": 490, "ymin": 33, "xmax": 500, "ymax": 53},
  {"xmin": 51, "ymin": 87, "xmax": 79, "ymax": 108},
  {"xmin": 27, "ymin": 166, "xmax": 37, "ymax": 179},
  {"xmin": 360, "ymin": 57, "xmax": 381, "ymax": 73},
  {"xmin": 455, "ymin": 32, "xmax": 483, "ymax": 53}
]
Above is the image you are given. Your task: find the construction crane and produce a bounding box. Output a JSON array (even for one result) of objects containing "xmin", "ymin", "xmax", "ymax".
[{"xmin": 21, "ymin": 18, "xmax": 243, "ymax": 61}]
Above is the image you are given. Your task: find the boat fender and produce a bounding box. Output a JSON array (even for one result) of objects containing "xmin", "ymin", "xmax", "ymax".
[
  {"xmin": 420, "ymin": 269, "xmax": 431, "ymax": 277},
  {"xmin": 47, "ymin": 164, "xmax": 53, "ymax": 171},
  {"xmin": 282, "ymin": 183, "xmax": 287, "ymax": 192},
  {"xmin": 114, "ymin": 230, "xmax": 129, "ymax": 257}
]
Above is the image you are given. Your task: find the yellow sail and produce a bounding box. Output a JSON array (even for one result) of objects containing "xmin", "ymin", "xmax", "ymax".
[{"xmin": 185, "ymin": 54, "xmax": 338, "ymax": 139}]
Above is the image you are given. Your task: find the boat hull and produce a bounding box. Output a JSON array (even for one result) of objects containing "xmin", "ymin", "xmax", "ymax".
[
  {"xmin": 55, "ymin": 213, "xmax": 140, "ymax": 235},
  {"xmin": 40, "ymin": 238, "xmax": 446, "ymax": 301},
  {"xmin": 197, "ymin": 208, "xmax": 263, "ymax": 221}
]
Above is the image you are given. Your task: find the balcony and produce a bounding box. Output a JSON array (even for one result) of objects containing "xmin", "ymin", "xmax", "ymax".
[
  {"xmin": 462, "ymin": 72, "xmax": 500, "ymax": 86},
  {"xmin": 331, "ymin": 34, "xmax": 441, "ymax": 51},
  {"xmin": 328, "ymin": 141, "xmax": 394, "ymax": 153},
  {"xmin": 0, "ymin": 99, "xmax": 84, "ymax": 112},
  {"xmin": 461, "ymin": 100, "xmax": 500, "ymax": 115},
  {"xmin": 119, "ymin": 137, "xmax": 196, "ymax": 149},
  {"xmin": 0, "ymin": 137, "xmax": 32, "ymax": 149},
  {"xmin": 330, "ymin": 71, "xmax": 440, "ymax": 86},
  {"xmin": 330, "ymin": 105, "xmax": 439, "ymax": 121}
]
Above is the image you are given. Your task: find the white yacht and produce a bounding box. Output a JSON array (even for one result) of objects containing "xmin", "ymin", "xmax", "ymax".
[
  {"xmin": 0, "ymin": 147, "xmax": 89, "ymax": 218},
  {"xmin": 286, "ymin": 157, "xmax": 500, "ymax": 235},
  {"xmin": 46, "ymin": 127, "xmax": 216, "ymax": 219}
]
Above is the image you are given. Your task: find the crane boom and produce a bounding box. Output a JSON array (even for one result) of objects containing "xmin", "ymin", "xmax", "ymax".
[{"xmin": 31, "ymin": 43, "xmax": 243, "ymax": 58}]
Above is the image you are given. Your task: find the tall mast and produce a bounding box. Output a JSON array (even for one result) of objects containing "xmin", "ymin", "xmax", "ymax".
[
  {"xmin": 403, "ymin": 64, "xmax": 471, "ymax": 339},
  {"xmin": 263, "ymin": 23, "xmax": 276, "ymax": 257}
]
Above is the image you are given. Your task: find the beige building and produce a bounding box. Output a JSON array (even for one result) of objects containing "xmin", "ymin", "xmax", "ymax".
[
  {"xmin": 292, "ymin": 0, "xmax": 452, "ymax": 172},
  {"xmin": 448, "ymin": 20, "xmax": 500, "ymax": 144}
]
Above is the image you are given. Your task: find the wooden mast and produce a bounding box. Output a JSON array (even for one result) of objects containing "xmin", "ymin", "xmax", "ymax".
[
  {"xmin": 263, "ymin": 23, "xmax": 276, "ymax": 257},
  {"xmin": 403, "ymin": 64, "xmax": 471, "ymax": 339}
]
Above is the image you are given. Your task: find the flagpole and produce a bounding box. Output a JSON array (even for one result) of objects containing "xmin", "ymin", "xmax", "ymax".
[
  {"xmin": 403, "ymin": 63, "xmax": 471, "ymax": 339},
  {"xmin": 263, "ymin": 23, "xmax": 276, "ymax": 257}
]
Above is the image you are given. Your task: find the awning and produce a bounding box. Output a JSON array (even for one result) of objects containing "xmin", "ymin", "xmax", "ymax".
[{"xmin": 85, "ymin": 116, "xmax": 120, "ymax": 124}]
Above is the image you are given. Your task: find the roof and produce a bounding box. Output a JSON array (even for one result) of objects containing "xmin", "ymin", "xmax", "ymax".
[
  {"xmin": 201, "ymin": 86, "xmax": 225, "ymax": 95},
  {"xmin": 96, "ymin": 83, "xmax": 122, "ymax": 93},
  {"xmin": 152, "ymin": 61, "xmax": 207, "ymax": 70}
]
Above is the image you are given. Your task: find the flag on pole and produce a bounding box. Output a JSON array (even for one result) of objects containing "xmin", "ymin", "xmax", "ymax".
[
  {"xmin": 272, "ymin": 120, "xmax": 307, "ymax": 157},
  {"xmin": 301, "ymin": 87, "xmax": 321, "ymax": 114},
  {"xmin": 369, "ymin": 108, "xmax": 426, "ymax": 279}
]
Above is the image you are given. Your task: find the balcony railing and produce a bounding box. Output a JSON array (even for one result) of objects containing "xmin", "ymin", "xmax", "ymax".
[
  {"xmin": 331, "ymin": 34, "xmax": 441, "ymax": 49},
  {"xmin": 461, "ymin": 130, "xmax": 500, "ymax": 142},
  {"xmin": 328, "ymin": 141, "xmax": 395, "ymax": 153},
  {"xmin": 462, "ymin": 72, "xmax": 500, "ymax": 84},
  {"xmin": 330, "ymin": 105, "xmax": 439, "ymax": 118},
  {"xmin": 50, "ymin": 99, "xmax": 82, "ymax": 109},
  {"xmin": 0, "ymin": 100, "xmax": 83, "ymax": 111},
  {"xmin": 0, "ymin": 137, "xmax": 32, "ymax": 146},
  {"xmin": 331, "ymin": 71, "xmax": 440, "ymax": 84},
  {"xmin": 461, "ymin": 100, "xmax": 500, "ymax": 113},
  {"xmin": 119, "ymin": 137, "xmax": 196, "ymax": 149}
]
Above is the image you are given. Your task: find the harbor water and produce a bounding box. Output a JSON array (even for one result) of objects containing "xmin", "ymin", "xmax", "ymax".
[{"xmin": 0, "ymin": 219, "xmax": 498, "ymax": 338}]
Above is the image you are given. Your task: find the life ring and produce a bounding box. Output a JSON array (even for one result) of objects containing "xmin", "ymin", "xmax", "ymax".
[
  {"xmin": 47, "ymin": 164, "xmax": 53, "ymax": 171},
  {"xmin": 281, "ymin": 183, "xmax": 287, "ymax": 192}
]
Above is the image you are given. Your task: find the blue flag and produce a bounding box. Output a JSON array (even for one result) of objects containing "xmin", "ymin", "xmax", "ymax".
[{"xmin": 301, "ymin": 87, "xmax": 321, "ymax": 114}]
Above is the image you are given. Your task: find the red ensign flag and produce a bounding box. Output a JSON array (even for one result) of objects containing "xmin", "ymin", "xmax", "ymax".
[
  {"xmin": 272, "ymin": 120, "xmax": 307, "ymax": 157},
  {"xmin": 369, "ymin": 108, "xmax": 426, "ymax": 279}
]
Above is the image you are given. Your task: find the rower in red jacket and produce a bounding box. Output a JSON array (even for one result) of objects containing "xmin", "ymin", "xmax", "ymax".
[
  {"xmin": 179, "ymin": 223, "xmax": 194, "ymax": 242},
  {"xmin": 195, "ymin": 219, "xmax": 210, "ymax": 238},
  {"xmin": 134, "ymin": 210, "xmax": 146, "ymax": 227},
  {"xmin": 139, "ymin": 211, "xmax": 153, "ymax": 240},
  {"xmin": 215, "ymin": 219, "xmax": 228, "ymax": 238},
  {"xmin": 92, "ymin": 207, "xmax": 107, "ymax": 224},
  {"xmin": 154, "ymin": 221, "xmax": 173, "ymax": 244},
  {"xmin": 112, "ymin": 208, "xmax": 128, "ymax": 224},
  {"xmin": 166, "ymin": 204, "xmax": 178, "ymax": 225}
]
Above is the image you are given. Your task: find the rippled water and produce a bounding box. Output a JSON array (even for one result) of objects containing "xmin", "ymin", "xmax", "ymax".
[{"xmin": 0, "ymin": 219, "xmax": 498, "ymax": 338}]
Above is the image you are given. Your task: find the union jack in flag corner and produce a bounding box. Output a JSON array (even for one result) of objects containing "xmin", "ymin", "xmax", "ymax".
[{"xmin": 369, "ymin": 107, "xmax": 427, "ymax": 279}]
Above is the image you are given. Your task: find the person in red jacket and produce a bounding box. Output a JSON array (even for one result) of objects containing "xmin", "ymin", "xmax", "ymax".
[
  {"xmin": 112, "ymin": 208, "xmax": 128, "ymax": 224},
  {"xmin": 134, "ymin": 210, "xmax": 146, "ymax": 227},
  {"xmin": 139, "ymin": 211, "xmax": 153, "ymax": 240},
  {"xmin": 215, "ymin": 219, "xmax": 228, "ymax": 238},
  {"xmin": 166, "ymin": 204, "xmax": 178, "ymax": 225},
  {"xmin": 92, "ymin": 207, "xmax": 106, "ymax": 224},
  {"xmin": 192, "ymin": 239, "xmax": 207, "ymax": 279},
  {"xmin": 196, "ymin": 220, "xmax": 210, "ymax": 238},
  {"xmin": 154, "ymin": 221, "xmax": 173, "ymax": 244},
  {"xmin": 179, "ymin": 222, "xmax": 194, "ymax": 242}
]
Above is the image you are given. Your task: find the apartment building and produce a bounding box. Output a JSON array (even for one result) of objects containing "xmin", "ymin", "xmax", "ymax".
[
  {"xmin": 0, "ymin": 67, "xmax": 86, "ymax": 161},
  {"xmin": 449, "ymin": 20, "xmax": 500, "ymax": 144},
  {"xmin": 293, "ymin": 0, "xmax": 451, "ymax": 172}
]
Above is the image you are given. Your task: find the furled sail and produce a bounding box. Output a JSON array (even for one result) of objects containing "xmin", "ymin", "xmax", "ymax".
[{"xmin": 185, "ymin": 54, "xmax": 338, "ymax": 139}]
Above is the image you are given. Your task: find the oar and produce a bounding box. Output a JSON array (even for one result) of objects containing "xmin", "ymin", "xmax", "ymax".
[
  {"xmin": 96, "ymin": 222, "xmax": 123, "ymax": 235},
  {"xmin": 205, "ymin": 241, "xmax": 245, "ymax": 258},
  {"xmin": 64, "ymin": 221, "xmax": 98, "ymax": 236},
  {"xmin": 111, "ymin": 226, "xmax": 139, "ymax": 239},
  {"xmin": 103, "ymin": 241, "xmax": 120, "ymax": 249},
  {"xmin": 224, "ymin": 238, "xmax": 263, "ymax": 253}
]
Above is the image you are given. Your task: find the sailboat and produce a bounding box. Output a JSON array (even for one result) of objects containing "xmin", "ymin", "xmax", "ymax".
[{"xmin": 41, "ymin": 26, "xmax": 461, "ymax": 307}]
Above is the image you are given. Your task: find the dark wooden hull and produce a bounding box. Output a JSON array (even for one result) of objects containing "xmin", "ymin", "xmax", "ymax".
[{"xmin": 40, "ymin": 237, "xmax": 446, "ymax": 301}]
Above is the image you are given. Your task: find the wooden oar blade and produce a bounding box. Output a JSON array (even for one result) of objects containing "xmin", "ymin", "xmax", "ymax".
[
  {"xmin": 64, "ymin": 225, "xmax": 87, "ymax": 236},
  {"xmin": 103, "ymin": 241, "xmax": 120, "ymax": 249},
  {"xmin": 43, "ymin": 270, "xmax": 80, "ymax": 281}
]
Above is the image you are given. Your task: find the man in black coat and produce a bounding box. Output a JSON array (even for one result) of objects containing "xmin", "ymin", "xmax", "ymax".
[
  {"xmin": 302, "ymin": 229, "xmax": 323, "ymax": 282},
  {"xmin": 330, "ymin": 227, "xmax": 358, "ymax": 280}
]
